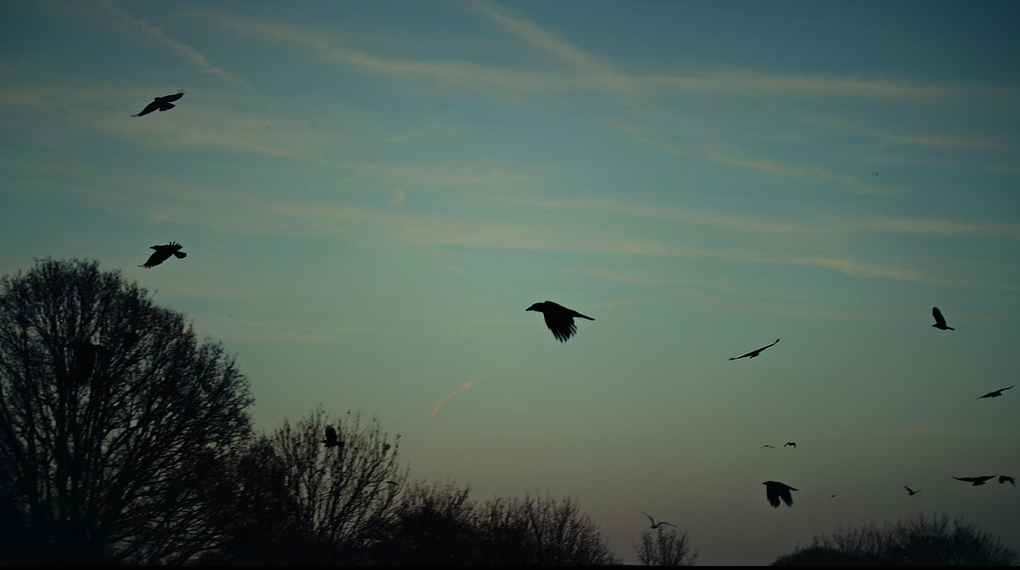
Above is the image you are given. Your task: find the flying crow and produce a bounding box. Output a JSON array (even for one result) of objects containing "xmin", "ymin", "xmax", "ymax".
[
  {"xmin": 931, "ymin": 307, "xmax": 954, "ymax": 330},
  {"xmin": 139, "ymin": 242, "xmax": 186, "ymax": 268},
  {"xmin": 904, "ymin": 486, "xmax": 922, "ymax": 496},
  {"xmin": 321, "ymin": 426, "xmax": 340, "ymax": 448},
  {"xmin": 999, "ymin": 476, "xmax": 1016, "ymax": 488},
  {"xmin": 730, "ymin": 338, "xmax": 780, "ymax": 360},
  {"xmin": 526, "ymin": 301, "xmax": 594, "ymax": 342},
  {"xmin": 763, "ymin": 481, "xmax": 797, "ymax": 508},
  {"xmin": 784, "ymin": 442, "xmax": 797, "ymax": 448},
  {"xmin": 953, "ymin": 476, "xmax": 995, "ymax": 486},
  {"xmin": 977, "ymin": 385, "xmax": 1014, "ymax": 399},
  {"xmin": 133, "ymin": 90, "xmax": 185, "ymax": 117}
]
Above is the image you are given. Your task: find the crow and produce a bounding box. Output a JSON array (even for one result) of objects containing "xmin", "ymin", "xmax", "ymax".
[
  {"xmin": 139, "ymin": 242, "xmax": 187, "ymax": 268},
  {"xmin": 133, "ymin": 90, "xmax": 185, "ymax": 117},
  {"xmin": 953, "ymin": 476, "xmax": 995, "ymax": 486},
  {"xmin": 784, "ymin": 442, "xmax": 797, "ymax": 448},
  {"xmin": 763, "ymin": 481, "xmax": 797, "ymax": 508},
  {"xmin": 931, "ymin": 306, "xmax": 954, "ymax": 330},
  {"xmin": 641, "ymin": 512, "xmax": 677, "ymax": 529},
  {"xmin": 904, "ymin": 486, "xmax": 922, "ymax": 496},
  {"xmin": 321, "ymin": 426, "xmax": 340, "ymax": 448},
  {"xmin": 730, "ymin": 338, "xmax": 780, "ymax": 360},
  {"xmin": 977, "ymin": 385, "xmax": 1014, "ymax": 399},
  {"xmin": 999, "ymin": 476, "xmax": 1016, "ymax": 488},
  {"xmin": 526, "ymin": 301, "xmax": 594, "ymax": 342}
]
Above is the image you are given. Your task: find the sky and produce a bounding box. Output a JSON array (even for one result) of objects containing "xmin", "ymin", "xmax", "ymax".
[{"xmin": 2, "ymin": 0, "xmax": 1019, "ymax": 564}]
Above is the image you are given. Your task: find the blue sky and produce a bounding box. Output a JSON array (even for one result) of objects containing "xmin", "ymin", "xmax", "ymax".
[{"xmin": 2, "ymin": 0, "xmax": 1018, "ymax": 564}]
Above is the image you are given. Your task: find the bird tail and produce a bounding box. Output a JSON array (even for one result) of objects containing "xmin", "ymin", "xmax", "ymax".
[
  {"xmin": 576, "ymin": 313, "xmax": 595, "ymax": 321},
  {"xmin": 173, "ymin": 251, "xmax": 187, "ymax": 259}
]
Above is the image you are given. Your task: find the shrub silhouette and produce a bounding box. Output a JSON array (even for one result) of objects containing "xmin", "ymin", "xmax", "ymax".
[
  {"xmin": 772, "ymin": 513, "xmax": 1018, "ymax": 566},
  {"xmin": 635, "ymin": 526, "xmax": 699, "ymax": 566}
]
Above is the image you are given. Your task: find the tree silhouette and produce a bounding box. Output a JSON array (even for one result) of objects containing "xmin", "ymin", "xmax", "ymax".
[
  {"xmin": 263, "ymin": 409, "xmax": 408, "ymax": 563},
  {"xmin": 772, "ymin": 513, "xmax": 1017, "ymax": 566},
  {"xmin": 635, "ymin": 525, "xmax": 699, "ymax": 566},
  {"xmin": 0, "ymin": 258, "xmax": 252, "ymax": 564}
]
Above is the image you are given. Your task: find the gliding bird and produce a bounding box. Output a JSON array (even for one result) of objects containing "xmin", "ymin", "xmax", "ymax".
[
  {"xmin": 641, "ymin": 512, "xmax": 677, "ymax": 529},
  {"xmin": 904, "ymin": 486, "xmax": 922, "ymax": 496},
  {"xmin": 133, "ymin": 90, "xmax": 185, "ymax": 117},
  {"xmin": 526, "ymin": 301, "xmax": 594, "ymax": 342},
  {"xmin": 730, "ymin": 338, "xmax": 780, "ymax": 360},
  {"xmin": 139, "ymin": 242, "xmax": 187, "ymax": 268},
  {"xmin": 977, "ymin": 385, "xmax": 1014, "ymax": 399}
]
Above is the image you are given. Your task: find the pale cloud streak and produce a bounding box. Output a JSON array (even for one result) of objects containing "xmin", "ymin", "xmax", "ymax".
[{"xmin": 430, "ymin": 369, "xmax": 494, "ymax": 419}]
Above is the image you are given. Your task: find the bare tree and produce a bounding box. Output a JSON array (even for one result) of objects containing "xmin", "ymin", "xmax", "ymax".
[
  {"xmin": 267, "ymin": 408, "xmax": 408, "ymax": 563},
  {"xmin": 635, "ymin": 526, "xmax": 699, "ymax": 566},
  {"xmin": 0, "ymin": 258, "xmax": 252, "ymax": 564}
]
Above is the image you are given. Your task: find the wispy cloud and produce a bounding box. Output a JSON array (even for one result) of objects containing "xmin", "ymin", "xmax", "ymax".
[{"xmin": 429, "ymin": 369, "xmax": 494, "ymax": 419}]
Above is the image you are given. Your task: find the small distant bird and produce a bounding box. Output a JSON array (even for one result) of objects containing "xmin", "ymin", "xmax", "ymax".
[
  {"xmin": 641, "ymin": 512, "xmax": 677, "ymax": 529},
  {"xmin": 931, "ymin": 307, "xmax": 954, "ymax": 330},
  {"xmin": 784, "ymin": 442, "xmax": 796, "ymax": 448},
  {"xmin": 526, "ymin": 301, "xmax": 594, "ymax": 342},
  {"xmin": 729, "ymin": 338, "xmax": 780, "ymax": 360},
  {"xmin": 977, "ymin": 385, "xmax": 1014, "ymax": 399},
  {"xmin": 953, "ymin": 475, "xmax": 995, "ymax": 486},
  {"xmin": 139, "ymin": 242, "xmax": 187, "ymax": 268},
  {"xmin": 763, "ymin": 481, "xmax": 797, "ymax": 508},
  {"xmin": 999, "ymin": 476, "xmax": 1016, "ymax": 488},
  {"xmin": 904, "ymin": 486, "xmax": 922, "ymax": 496},
  {"xmin": 760, "ymin": 444, "xmax": 774, "ymax": 449},
  {"xmin": 321, "ymin": 426, "xmax": 340, "ymax": 448},
  {"xmin": 133, "ymin": 90, "xmax": 185, "ymax": 117}
]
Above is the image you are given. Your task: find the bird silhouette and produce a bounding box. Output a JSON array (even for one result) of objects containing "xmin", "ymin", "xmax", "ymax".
[
  {"xmin": 321, "ymin": 426, "xmax": 340, "ymax": 448},
  {"xmin": 953, "ymin": 475, "xmax": 995, "ymax": 486},
  {"xmin": 760, "ymin": 444, "xmax": 774, "ymax": 449},
  {"xmin": 763, "ymin": 481, "xmax": 797, "ymax": 508},
  {"xmin": 641, "ymin": 512, "xmax": 677, "ymax": 529},
  {"xmin": 977, "ymin": 384, "xmax": 1014, "ymax": 399},
  {"xmin": 730, "ymin": 338, "xmax": 780, "ymax": 360},
  {"xmin": 784, "ymin": 442, "xmax": 796, "ymax": 448},
  {"xmin": 904, "ymin": 485, "xmax": 922, "ymax": 496},
  {"xmin": 526, "ymin": 301, "xmax": 594, "ymax": 342},
  {"xmin": 133, "ymin": 90, "xmax": 185, "ymax": 117},
  {"xmin": 139, "ymin": 242, "xmax": 187, "ymax": 268},
  {"xmin": 999, "ymin": 476, "xmax": 1016, "ymax": 488},
  {"xmin": 931, "ymin": 307, "xmax": 954, "ymax": 330}
]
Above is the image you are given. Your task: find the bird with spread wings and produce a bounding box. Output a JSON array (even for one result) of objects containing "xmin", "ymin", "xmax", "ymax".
[
  {"xmin": 139, "ymin": 242, "xmax": 187, "ymax": 268},
  {"xmin": 931, "ymin": 306, "xmax": 955, "ymax": 330},
  {"xmin": 730, "ymin": 338, "xmax": 780, "ymax": 360},
  {"xmin": 133, "ymin": 90, "xmax": 185, "ymax": 117},
  {"xmin": 763, "ymin": 481, "xmax": 797, "ymax": 508},
  {"xmin": 526, "ymin": 301, "xmax": 594, "ymax": 342},
  {"xmin": 977, "ymin": 385, "xmax": 1014, "ymax": 399}
]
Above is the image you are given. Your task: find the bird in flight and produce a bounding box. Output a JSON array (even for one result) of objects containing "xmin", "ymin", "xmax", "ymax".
[
  {"xmin": 953, "ymin": 475, "xmax": 995, "ymax": 486},
  {"xmin": 760, "ymin": 444, "xmax": 774, "ymax": 449},
  {"xmin": 729, "ymin": 338, "xmax": 780, "ymax": 360},
  {"xmin": 904, "ymin": 485, "xmax": 922, "ymax": 496},
  {"xmin": 526, "ymin": 301, "xmax": 594, "ymax": 342},
  {"xmin": 139, "ymin": 242, "xmax": 187, "ymax": 268},
  {"xmin": 321, "ymin": 426, "xmax": 340, "ymax": 448},
  {"xmin": 132, "ymin": 90, "xmax": 185, "ymax": 117},
  {"xmin": 784, "ymin": 442, "xmax": 797, "ymax": 448},
  {"xmin": 999, "ymin": 476, "xmax": 1016, "ymax": 488},
  {"xmin": 763, "ymin": 481, "xmax": 797, "ymax": 508},
  {"xmin": 977, "ymin": 385, "xmax": 1014, "ymax": 399},
  {"xmin": 931, "ymin": 307, "xmax": 954, "ymax": 330},
  {"xmin": 641, "ymin": 512, "xmax": 677, "ymax": 529}
]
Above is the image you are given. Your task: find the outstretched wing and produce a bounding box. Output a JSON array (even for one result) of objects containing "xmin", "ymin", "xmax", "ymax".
[
  {"xmin": 161, "ymin": 90, "xmax": 185, "ymax": 103},
  {"xmin": 544, "ymin": 311, "xmax": 577, "ymax": 342},
  {"xmin": 932, "ymin": 307, "xmax": 948, "ymax": 327},
  {"xmin": 133, "ymin": 100, "xmax": 160, "ymax": 117},
  {"xmin": 139, "ymin": 248, "xmax": 172, "ymax": 268}
]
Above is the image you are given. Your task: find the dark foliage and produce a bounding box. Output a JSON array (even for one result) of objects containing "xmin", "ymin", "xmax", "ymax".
[
  {"xmin": 634, "ymin": 526, "xmax": 698, "ymax": 566},
  {"xmin": 772, "ymin": 513, "xmax": 1018, "ymax": 566},
  {"xmin": 0, "ymin": 259, "xmax": 253, "ymax": 564}
]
